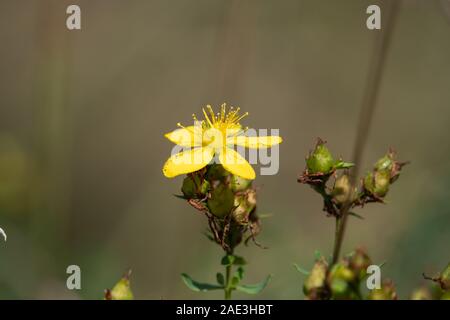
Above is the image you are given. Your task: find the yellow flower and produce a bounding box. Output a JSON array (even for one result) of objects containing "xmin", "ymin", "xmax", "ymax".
[{"xmin": 163, "ymin": 104, "xmax": 282, "ymax": 180}]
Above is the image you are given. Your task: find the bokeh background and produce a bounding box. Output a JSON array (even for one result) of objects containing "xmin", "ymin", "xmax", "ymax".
[{"xmin": 0, "ymin": 0, "xmax": 449, "ymax": 299}]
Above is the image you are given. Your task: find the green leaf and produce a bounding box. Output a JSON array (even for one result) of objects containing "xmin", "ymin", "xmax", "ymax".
[
  {"xmin": 233, "ymin": 255, "xmax": 247, "ymax": 266},
  {"xmin": 314, "ymin": 250, "xmax": 323, "ymax": 260},
  {"xmin": 221, "ymin": 255, "xmax": 236, "ymax": 266},
  {"xmin": 231, "ymin": 276, "xmax": 240, "ymax": 287},
  {"xmin": 216, "ymin": 273, "xmax": 224, "ymax": 286},
  {"xmin": 173, "ymin": 194, "xmax": 187, "ymax": 199},
  {"xmin": 235, "ymin": 267, "xmax": 245, "ymax": 281},
  {"xmin": 236, "ymin": 275, "xmax": 272, "ymax": 295},
  {"xmin": 334, "ymin": 161, "xmax": 355, "ymax": 169},
  {"xmin": 203, "ymin": 231, "xmax": 215, "ymax": 242},
  {"xmin": 293, "ymin": 263, "xmax": 310, "ymax": 276},
  {"xmin": 348, "ymin": 211, "xmax": 364, "ymax": 220},
  {"xmin": 181, "ymin": 273, "xmax": 223, "ymax": 292}
]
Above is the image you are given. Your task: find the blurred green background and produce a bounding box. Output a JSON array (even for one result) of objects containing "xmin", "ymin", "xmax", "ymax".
[{"xmin": 0, "ymin": 0, "xmax": 449, "ymax": 299}]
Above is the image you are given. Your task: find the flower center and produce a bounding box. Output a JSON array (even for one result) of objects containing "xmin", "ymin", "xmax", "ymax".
[{"xmin": 195, "ymin": 104, "xmax": 248, "ymax": 150}]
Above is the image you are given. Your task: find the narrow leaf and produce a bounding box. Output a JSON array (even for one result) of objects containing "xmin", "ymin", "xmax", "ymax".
[
  {"xmin": 348, "ymin": 211, "xmax": 364, "ymax": 220},
  {"xmin": 293, "ymin": 263, "xmax": 310, "ymax": 276},
  {"xmin": 334, "ymin": 161, "xmax": 355, "ymax": 169},
  {"xmin": 236, "ymin": 275, "xmax": 272, "ymax": 295},
  {"xmin": 181, "ymin": 273, "xmax": 223, "ymax": 292}
]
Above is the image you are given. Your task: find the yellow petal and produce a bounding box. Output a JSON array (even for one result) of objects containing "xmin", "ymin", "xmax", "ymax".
[
  {"xmin": 232, "ymin": 136, "xmax": 282, "ymax": 149},
  {"xmin": 219, "ymin": 147, "xmax": 255, "ymax": 180},
  {"xmin": 164, "ymin": 126, "xmax": 203, "ymax": 147},
  {"xmin": 163, "ymin": 147, "xmax": 214, "ymax": 178}
]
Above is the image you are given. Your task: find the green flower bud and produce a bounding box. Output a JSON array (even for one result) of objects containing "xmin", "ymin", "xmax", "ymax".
[
  {"xmin": 332, "ymin": 174, "xmax": 356, "ymax": 204},
  {"xmin": 347, "ymin": 248, "xmax": 372, "ymax": 280},
  {"xmin": 329, "ymin": 278, "xmax": 349, "ymax": 299},
  {"xmin": 105, "ymin": 271, "xmax": 134, "ymax": 300},
  {"xmin": 207, "ymin": 184, "xmax": 234, "ymax": 218},
  {"xmin": 374, "ymin": 154, "xmax": 394, "ymax": 171},
  {"xmin": 181, "ymin": 175, "xmax": 210, "ymax": 198},
  {"xmin": 367, "ymin": 280, "xmax": 397, "ymax": 300},
  {"xmin": 230, "ymin": 175, "xmax": 252, "ymax": 192},
  {"xmin": 206, "ymin": 164, "xmax": 230, "ymax": 181},
  {"xmin": 306, "ymin": 140, "xmax": 335, "ymax": 174},
  {"xmin": 410, "ymin": 287, "xmax": 432, "ymax": 300},
  {"xmin": 303, "ymin": 258, "xmax": 328, "ymax": 298},
  {"xmin": 329, "ymin": 263, "xmax": 356, "ymax": 283},
  {"xmin": 364, "ymin": 170, "xmax": 390, "ymax": 197},
  {"xmin": 232, "ymin": 190, "xmax": 257, "ymax": 225}
]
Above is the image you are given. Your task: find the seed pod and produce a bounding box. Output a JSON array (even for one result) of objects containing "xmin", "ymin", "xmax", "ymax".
[
  {"xmin": 364, "ymin": 169, "xmax": 390, "ymax": 198},
  {"xmin": 232, "ymin": 190, "xmax": 257, "ymax": 225},
  {"xmin": 303, "ymin": 258, "xmax": 328, "ymax": 299},
  {"xmin": 332, "ymin": 174, "xmax": 356, "ymax": 205},
  {"xmin": 206, "ymin": 164, "xmax": 230, "ymax": 181},
  {"xmin": 207, "ymin": 184, "xmax": 234, "ymax": 218},
  {"xmin": 306, "ymin": 140, "xmax": 335, "ymax": 175},
  {"xmin": 230, "ymin": 175, "xmax": 252, "ymax": 192},
  {"xmin": 181, "ymin": 175, "xmax": 210, "ymax": 198},
  {"xmin": 347, "ymin": 248, "xmax": 372, "ymax": 280},
  {"xmin": 374, "ymin": 154, "xmax": 394, "ymax": 171}
]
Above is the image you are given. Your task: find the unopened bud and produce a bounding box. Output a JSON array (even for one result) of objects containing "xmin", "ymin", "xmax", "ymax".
[
  {"xmin": 206, "ymin": 164, "xmax": 230, "ymax": 181},
  {"xmin": 232, "ymin": 190, "xmax": 257, "ymax": 225},
  {"xmin": 105, "ymin": 270, "xmax": 134, "ymax": 300},
  {"xmin": 347, "ymin": 248, "xmax": 372, "ymax": 280},
  {"xmin": 182, "ymin": 175, "xmax": 210, "ymax": 198},
  {"xmin": 303, "ymin": 258, "xmax": 328, "ymax": 298},
  {"xmin": 367, "ymin": 280, "xmax": 397, "ymax": 300},
  {"xmin": 410, "ymin": 287, "xmax": 432, "ymax": 300},
  {"xmin": 364, "ymin": 170, "xmax": 390, "ymax": 198},
  {"xmin": 306, "ymin": 140, "xmax": 335, "ymax": 175},
  {"xmin": 332, "ymin": 174, "xmax": 356, "ymax": 204}
]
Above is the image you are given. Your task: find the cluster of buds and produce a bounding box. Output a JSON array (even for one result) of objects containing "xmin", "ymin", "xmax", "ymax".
[
  {"xmin": 303, "ymin": 248, "xmax": 397, "ymax": 300},
  {"xmin": 180, "ymin": 164, "xmax": 261, "ymax": 253},
  {"xmin": 298, "ymin": 138, "xmax": 407, "ymax": 217}
]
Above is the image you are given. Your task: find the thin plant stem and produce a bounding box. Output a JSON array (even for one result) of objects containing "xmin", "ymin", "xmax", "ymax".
[
  {"xmin": 224, "ymin": 264, "xmax": 233, "ymax": 300},
  {"xmin": 332, "ymin": 1, "xmax": 401, "ymax": 265}
]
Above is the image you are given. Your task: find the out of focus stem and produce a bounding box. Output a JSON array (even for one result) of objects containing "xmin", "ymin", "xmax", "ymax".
[{"xmin": 331, "ymin": 1, "xmax": 400, "ymax": 265}]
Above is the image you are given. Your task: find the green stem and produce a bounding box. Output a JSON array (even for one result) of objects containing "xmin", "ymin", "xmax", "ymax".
[
  {"xmin": 332, "ymin": 216, "xmax": 342, "ymax": 264},
  {"xmin": 224, "ymin": 264, "xmax": 232, "ymax": 300}
]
